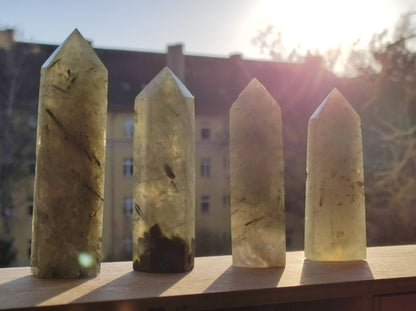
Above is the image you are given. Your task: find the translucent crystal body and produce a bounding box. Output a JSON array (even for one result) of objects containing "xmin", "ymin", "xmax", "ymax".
[
  {"xmin": 133, "ymin": 67, "xmax": 195, "ymax": 273},
  {"xmin": 31, "ymin": 29, "xmax": 108, "ymax": 278},
  {"xmin": 305, "ymin": 89, "xmax": 366, "ymax": 261},
  {"xmin": 230, "ymin": 79, "xmax": 286, "ymax": 268}
]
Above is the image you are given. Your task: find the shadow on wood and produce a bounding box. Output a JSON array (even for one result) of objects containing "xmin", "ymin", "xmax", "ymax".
[
  {"xmin": 300, "ymin": 259, "xmax": 374, "ymax": 285},
  {"xmin": 72, "ymin": 270, "xmax": 189, "ymax": 305},
  {"xmin": 204, "ymin": 265, "xmax": 284, "ymax": 293},
  {"xmin": 0, "ymin": 274, "xmax": 89, "ymax": 309}
]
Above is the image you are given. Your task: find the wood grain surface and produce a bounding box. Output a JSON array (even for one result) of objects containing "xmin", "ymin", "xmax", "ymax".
[{"xmin": 0, "ymin": 245, "xmax": 415, "ymax": 310}]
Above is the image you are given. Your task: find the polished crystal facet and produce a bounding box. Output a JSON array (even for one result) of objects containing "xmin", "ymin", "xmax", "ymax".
[
  {"xmin": 31, "ymin": 29, "xmax": 108, "ymax": 278},
  {"xmin": 305, "ymin": 88, "xmax": 366, "ymax": 261},
  {"xmin": 230, "ymin": 79, "xmax": 286, "ymax": 268},
  {"xmin": 133, "ymin": 67, "xmax": 195, "ymax": 273}
]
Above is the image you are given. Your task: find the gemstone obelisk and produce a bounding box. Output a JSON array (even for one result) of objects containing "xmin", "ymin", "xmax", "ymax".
[
  {"xmin": 305, "ymin": 88, "xmax": 366, "ymax": 261},
  {"xmin": 230, "ymin": 78, "xmax": 285, "ymax": 268},
  {"xmin": 31, "ymin": 29, "xmax": 108, "ymax": 278},
  {"xmin": 133, "ymin": 67, "xmax": 195, "ymax": 273}
]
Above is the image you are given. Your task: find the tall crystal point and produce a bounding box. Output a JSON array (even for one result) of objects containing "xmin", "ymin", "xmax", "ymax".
[
  {"xmin": 305, "ymin": 88, "xmax": 366, "ymax": 261},
  {"xmin": 133, "ymin": 67, "xmax": 195, "ymax": 273},
  {"xmin": 230, "ymin": 79, "xmax": 285, "ymax": 268},
  {"xmin": 31, "ymin": 29, "xmax": 108, "ymax": 278}
]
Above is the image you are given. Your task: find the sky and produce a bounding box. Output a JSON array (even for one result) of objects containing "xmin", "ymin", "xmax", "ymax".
[{"xmin": 1, "ymin": 0, "xmax": 415, "ymax": 60}]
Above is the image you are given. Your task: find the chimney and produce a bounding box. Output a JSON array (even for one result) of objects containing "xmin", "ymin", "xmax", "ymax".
[
  {"xmin": 0, "ymin": 29, "xmax": 15, "ymax": 50},
  {"xmin": 305, "ymin": 55, "xmax": 323, "ymax": 69},
  {"xmin": 229, "ymin": 53, "xmax": 250, "ymax": 81},
  {"xmin": 229, "ymin": 53, "xmax": 242, "ymax": 61},
  {"xmin": 167, "ymin": 44, "xmax": 185, "ymax": 82}
]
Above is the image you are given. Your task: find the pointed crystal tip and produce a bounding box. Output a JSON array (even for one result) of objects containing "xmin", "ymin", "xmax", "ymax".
[
  {"xmin": 248, "ymin": 77, "xmax": 261, "ymax": 86},
  {"xmin": 162, "ymin": 67, "xmax": 192, "ymax": 98},
  {"xmin": 243, "ymin": 78, "xmax": 266, "ymax": 93},
  {"xmin": 310, "ymin": 88, "xmax": 357, "ymax": 120},
  {"xmin": 231, "ymin": 77, "xmax": 279, "ymax": 110},
  {"xmin": 41, "ymin": 28, "xmax": 104, "ymax": 71},
  {"xmin": 136, "ymin": 66, "xmax": 193, "ymax": 101}
]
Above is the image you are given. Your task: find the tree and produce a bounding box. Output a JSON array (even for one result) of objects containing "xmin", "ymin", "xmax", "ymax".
[
  {"xmin": 356, "ymin": 13, "xmax": 416, "ymax": 245},
  {"xmin": 251, "ymin": 24, "xmax": 343, "ymax": 72},
  {"xmin": 0, "ymin": 238, "xmax": 16, "ymax": 267},
  {"xmin": 0, "ymin": 30, "xmax": 38, "ymax": 266},
  {"xmin": 252, "ymin": 12, "xmax": 416, "ymax": 247}
]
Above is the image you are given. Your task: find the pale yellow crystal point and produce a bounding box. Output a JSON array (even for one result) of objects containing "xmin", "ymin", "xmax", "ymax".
[
  {"xmin": 31, "ymin": 29, "xmax": 108, "ymax": 278},
  {"xmin": 305, "ymin": 88, "xmax": 366, "ymax": 261},
  {"xmin": 133, "ymin": 67, "xmax": 195, "ymax": 273},
  {"xmin": 230, "ymin": 78, "xmax": 286, "ymax": 268}
]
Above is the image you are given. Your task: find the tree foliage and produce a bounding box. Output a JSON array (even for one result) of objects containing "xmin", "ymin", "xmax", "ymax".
[
  {"xmin": 253, "ymin": 12, "xmax": 416, "ymax": 246},
  {"xmin": 252, "ymin": 24, "xmax": 343, "ymax": 72},
  {"xmin": 0, "ymin": 238, "xmax": 16, "ymax": 267},
  {"xmin": 0, "ymin": 35, "xmax": 38, "ymax": 266},
  {"xmin": 358, "ymin": 13, "xmax": 416, "ymax": 245}
]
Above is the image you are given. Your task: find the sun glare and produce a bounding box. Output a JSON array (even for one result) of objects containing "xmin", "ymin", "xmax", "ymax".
[{"xmin": 257, "ymin": 0, "xmax": 397, "ymax": 53}]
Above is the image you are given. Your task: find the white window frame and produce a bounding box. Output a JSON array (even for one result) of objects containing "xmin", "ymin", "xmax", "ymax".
[
  {"xmin": 201, "ymin": 121, "xmax": 211, "ymax": 140},
  {"xmin": 201, "ymin": 158, "xmax": 211, "ymax": 178},
  {"xmin": 201, "ymin": 195, "xmax": 211, "ymax": 214},
  {"xmin": 123, "ymin": 196, "xmax": 133, "ymax": 216},
  {"xmin": 123, "ymin": 158, "xmax": 133, "ymax": 177},
  {"xmin": 124, "ymin": 237, "xmax": 132, "ymax": 253},
  {"xmin": 28, "ymin": 198, "xmax": 33, "ymax": 216},
  {"xmin": 124, "ymin": 119, "xmax": 134, "ymax": 139}
]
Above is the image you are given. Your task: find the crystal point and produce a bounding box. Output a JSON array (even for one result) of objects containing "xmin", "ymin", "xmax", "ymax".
[
  {"xmin": 136, "ymin": 67, "xmax": 193, "ymax": 100},
  {"xmin": 310, "ymin": 88, "xmax": 359, "ymax": 120},
  {"xmin": 230, "ymin": 79, "xmax": 286, "ymax": 268},
  {"xmin": 305, "ymin": 89, "xmax": 366, "ymax": 261},
  {"xmin": 133, "ymin": 67, "xmax": 195, "ymax": 273},
  {"xmin": 31, "ymin": 30, "xmax": 108, "ymax": 278}
]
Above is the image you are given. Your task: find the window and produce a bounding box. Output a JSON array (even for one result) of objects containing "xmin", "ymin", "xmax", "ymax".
[
  {"xmin": 124, "ymin": 119, "xmax": 134, "ymax": 139},
  {"xmin": 201, "ymin": 159, "xmax": 211, "ymax": 178},
  {"xmin": 124, "ymin": 237, "xmax": 132, "ymax": 253},
  {"xmin": 29, "ymin": 160, "xmax": 36, "ymax": 176},
  {"xmin": 123, "ymin": 158, "xmax": 133, "ymax": 177},
  {"xmin": 201, "ymin": 195, "xmax": 211, "ymax": 214},
  {"xmin": 28, "ymin": 116, "xmax": 37, "ymax": 129},
  {"xmin": 28, "ymin": 239, "xmax": 31, "ymax": 259},
  {"xmin": 123, "ymin": 196, "xmax": 133, "ymax": 216},
  {"xmin": 201, "ymin": 122, "xmax": 210, "ymax": 140},
  {"xmin": 286, "ymin": 231, "xmax": 293, "ymax": 249},
  {"xmin": 28, "ymin": 198, "xmax": 33, "ymax": 216}
]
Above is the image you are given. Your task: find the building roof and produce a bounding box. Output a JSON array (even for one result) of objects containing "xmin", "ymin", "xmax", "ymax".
[{"xmin": 1, "ymin": 41, "xmax": 340, "ymax": 118}]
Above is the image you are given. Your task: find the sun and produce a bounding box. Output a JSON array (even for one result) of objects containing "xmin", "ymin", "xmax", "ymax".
[{"xmin": 256, "ymin": 0, "xmax": 395, "ymax": 53}]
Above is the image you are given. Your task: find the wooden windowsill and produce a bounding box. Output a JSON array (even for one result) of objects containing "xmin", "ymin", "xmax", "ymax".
[{"xmin": 0, "ymin": 245, "xmax": 415, "ymax": 310}]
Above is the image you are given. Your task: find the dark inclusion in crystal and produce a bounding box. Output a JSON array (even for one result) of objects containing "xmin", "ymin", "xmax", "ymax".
[{"xmin": 133, "ymin": 224, "xmax": 194, "ymax": 273}]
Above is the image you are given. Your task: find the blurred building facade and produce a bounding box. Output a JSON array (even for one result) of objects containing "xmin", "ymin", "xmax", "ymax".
[{"xmin": 1, "ymin": 30, "xmax": 342, "ymax": 265}]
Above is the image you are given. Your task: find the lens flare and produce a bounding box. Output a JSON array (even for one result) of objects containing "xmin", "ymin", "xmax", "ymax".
[{"xmin": 77, "ymin": 252, "xmax": 94, "ymax": 268}]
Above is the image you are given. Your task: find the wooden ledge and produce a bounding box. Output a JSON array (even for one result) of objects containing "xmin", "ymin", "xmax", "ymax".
[{"xmin": 0, "ymin": 245, "xmax": 415, "ymax": 310}]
